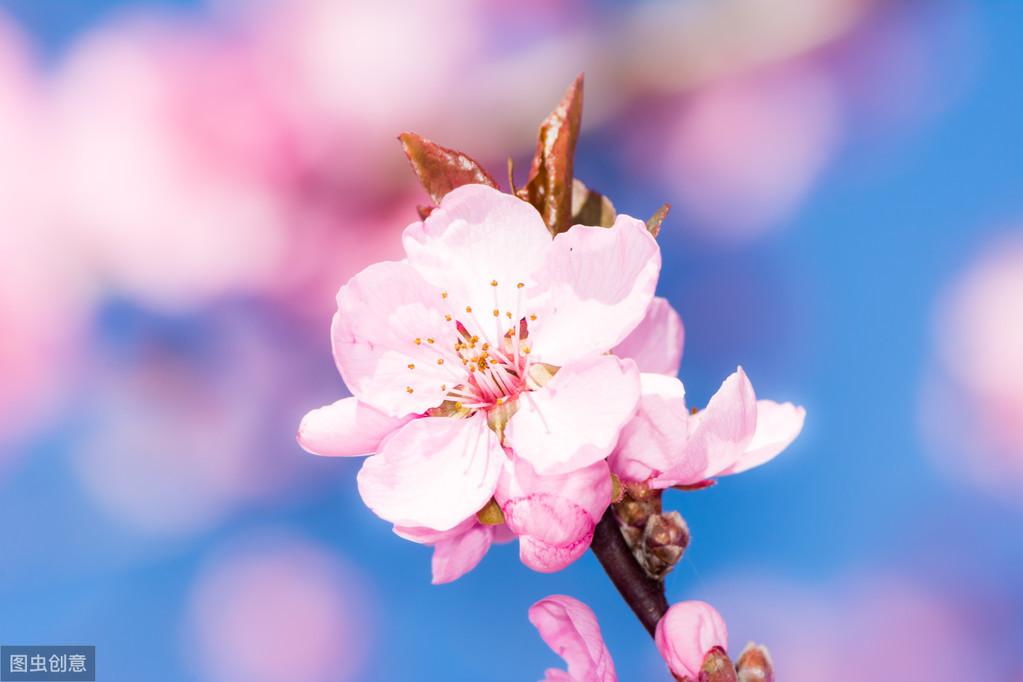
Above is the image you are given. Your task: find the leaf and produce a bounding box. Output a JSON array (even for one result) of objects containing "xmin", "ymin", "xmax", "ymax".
[
  {"xmin": 646, "ymin": 202, "xmax": 670, "ymax": 237},
  {"xmin": 519, "ymin": 74, "xmax": 584, "ymax": 235},
  {"xmin": 571, "ymin": 178, "xmax": 616, "ymax": 227},
  {"xmin": 398, "ymin": 132, "xmax": 498, "ymax": 205}
]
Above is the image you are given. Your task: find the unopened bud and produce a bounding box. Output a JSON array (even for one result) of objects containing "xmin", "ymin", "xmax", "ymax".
[
  {"xmin": 735, "ymin": 643, "xmax": 774, "ymax": 682},
  {"xmin": 698, "ymin": 646, "xmax": 738, "ymax": 682},
  {"xmin": 637, "ymin": 511, "xmax": 690, "ymax": 579}
]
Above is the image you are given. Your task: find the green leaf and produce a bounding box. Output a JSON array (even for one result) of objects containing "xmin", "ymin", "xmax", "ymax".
[
  {"xmin": 571, "ymin": 178, "xmax": 616, "ymax": 227},
  {"xmin": 646, "ymin": 203, "xmax": 670, "ymax": 238},
  {"xmin": 398, "ymin": 132, "xmax": 498, "ymax": 205},
  {"xmin": 519, "ymin": 74, "xmax": 584, "ymax": 235}
]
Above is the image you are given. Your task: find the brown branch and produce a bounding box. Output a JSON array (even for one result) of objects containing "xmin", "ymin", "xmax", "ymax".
[{"xmin": 590, "ymin": 507, "xmax": 669, "ymax": 636}]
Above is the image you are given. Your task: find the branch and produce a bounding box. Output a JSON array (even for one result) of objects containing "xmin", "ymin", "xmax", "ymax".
[{"xmin": 590, "ymin": 507, "xmax": 669, "ymax": 636}]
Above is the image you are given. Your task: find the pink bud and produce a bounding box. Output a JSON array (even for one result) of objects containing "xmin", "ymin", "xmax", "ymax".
[{"xmin": 655, "ymin": 601, "xmax": 729, "ymax": 680}]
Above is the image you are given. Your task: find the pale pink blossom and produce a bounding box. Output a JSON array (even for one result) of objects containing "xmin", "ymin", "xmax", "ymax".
[
  {"xmin": 301, "ymin": 184, "xmax": 657, "ymax": 542},
  {"xmin": 655, "ymin": 600, "xmax": 729, "ymax": 680},
  {"xmin": 611, "ymin": 367, "xmax": 805, "ymax": 488},
  {"xmin": 497, "ymin": 458, "xmax": 612, "ymax": 573},
  {"xmin": 612, "ymin": 296, "xmax": 685, "ymax": 376},
  {"xmin": 529, "ymin": 595, "xmax": 617, "ymax": 682}
]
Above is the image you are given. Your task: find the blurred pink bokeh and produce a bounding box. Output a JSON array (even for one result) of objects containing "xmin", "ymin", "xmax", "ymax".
[
  {"xmin": 921, "ymin": 232, "xmax": 1023, "ymax": 503},
  {"xmin": 186, "ymin": 532, "xmax": 374, "ymax": 682}
]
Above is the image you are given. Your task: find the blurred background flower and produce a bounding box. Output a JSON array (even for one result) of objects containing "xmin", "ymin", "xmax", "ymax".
[{"xmin": 0, "ymin": 0, "xmax": 1020, "ymax": 680}]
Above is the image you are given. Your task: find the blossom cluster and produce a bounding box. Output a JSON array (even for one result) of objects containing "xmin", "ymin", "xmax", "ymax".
[{"xmin": 298, "ymin": 78, "xmax": 804, "ymax": 680}]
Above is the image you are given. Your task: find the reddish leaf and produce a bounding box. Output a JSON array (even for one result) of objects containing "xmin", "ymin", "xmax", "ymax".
[
  {"xmin": 647, "ymin": 203, "xmax": 671, "ymax": 237},
  {"xmin": 398, "ymin": 132, "xmax": 498, "ymax": 205},
  {"xmin": 571, "ymin": 178, "xmax": 616, "ymax": 227},
  {"xmin": 520, "ymin": 74, "xmax": 584, "ymax": 235}
]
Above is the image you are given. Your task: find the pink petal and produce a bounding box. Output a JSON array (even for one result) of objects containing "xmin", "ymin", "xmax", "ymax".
[
  {"xmin": 297, "ymin": 398, "xmax": 412, "ymax": 457},
  {"xmin": 719, "ymin": 399, "xmax": 806, "ymax": 476},
  {"xmin": 655, "ymin": 367, "xmax": 757, "ymax": 486},
  {"xmin": 528, "ymin": 214, "xmax": 660, "ymax": 367},
  {"xmin": 497, "ymin": 458, "xmax": 611, "ymax": 573},
  {"xmin": 356, "ymin": 413, "xmax": 504, "ymax": 531},
  {"xmin": 529, "ymin": 595, "xmax": 617, "ymax": 682},
  {"xmin": 655, "ymin": 601, "xmax": 728, "ymax": 679},
  {"xmin": 392, "ymin": 517, "xmax": 477, "ymax": 545},
  {"xmin": 332, "ymin": 260, "xmax": 466, "ymax": 417},
  {"xmin": 506, "ymin": 356, "xmax": 640, "ymax": 476},
  {"xmin": 403, "ymin": 184, "xmax": 552, "ymax": 347},
  {"xmin": 610, "ymin": 374, "xmax": 693, "ymax": 485},
  {"xmin": 430, "ymin": 522, "xmax": 494, "ymax": 585},
  {"xmin": 612, "ymin": 297, "xmax": 685, "ymax": 376}
]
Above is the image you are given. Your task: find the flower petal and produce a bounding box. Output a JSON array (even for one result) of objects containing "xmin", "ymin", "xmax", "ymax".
[
  {"xmin": 507, "ymin": 356, "xmax": 640, "ymax": 476},
  {"xmin": 528, "ymin": 214, "xmax": 660, "ymax": 366},
  {"xmin": 356, "ymin": 413, "xmax": 504, "ymax": 531},
  {"xmin": 655, "ymin": 601, "xmax": 728, "ymax": 680},
  {"xmin": 497, "ymin": 458, "xmax": 611, "ymax": 573},
  {"xmin": 529, "ymin": 595, "xmax": 617, "ymax": 682},
  {"xmin": 656, "ymin": 367, "xmax": 757, "ymax": 486},
  {"xmin": 610, "ymin": 374, "xmax": 693, "ymax": 484},
  {"xmin": 612, "ymin": 297, "xmax": 684, "ymax": 376},
  {"xmin": 333, "ymin": 260, "xmax": 465, "ymax": 417},
  {"xmin": 430, "ymin": 522, "xmax": 494, "ymax": 585},
  {"xmin": 403, "ymin": 184, "xmax": 552, "ymax": 347},
  {"xmin": 297, "ymin": 398, "xmax": 412, "ymax": 457},
  {"xmin": 719, "ymin": 400, "xmax": 805, "ymax": 476}
]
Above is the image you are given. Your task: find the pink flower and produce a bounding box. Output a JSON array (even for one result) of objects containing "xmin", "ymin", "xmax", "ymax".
[
  {"xmin": 655, "ymin": 601, "xmax": 728, "ymax": 680},
  {"xmin": 300, "ymin": 183, "xmax": 656, "ymax": 541},
  {"xmin": 610, "ymin": 299, "xmax": 805, "ymax": 486},
  {"xmin": 529, "ymin": 595, "xmax": 617, "ymax": 682},
  {"xmin": 497, "ymin": 458, "xmax": 612, "ymax": 572},
  {"xmin": 612, "ymin": 367, "xmax": 805, "ymax": 488},
  {"xmin": 612, "ymin": 296, "xmax": 685, "ymax": 376}
]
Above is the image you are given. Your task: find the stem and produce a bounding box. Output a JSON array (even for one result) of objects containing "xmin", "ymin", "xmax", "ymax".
[{"xmin": 590, "ymin": 507, "xmax": 669, "ymax": 637}]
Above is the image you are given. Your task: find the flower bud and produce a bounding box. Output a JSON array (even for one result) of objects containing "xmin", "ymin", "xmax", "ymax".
[
  {"xmin": 735, "ymin": 643, "xmax": 774, "ymax": 682},
  {"xmin": 655, "ymin": 601, "xmax": 728, "ymax": 680},
  {"xmin": 699, "ymin": 646, "xmax": 738, "ymax": 682},
  {"xmin": 638, "ymin": 511, "xmax": 690, "ymax": 579}
]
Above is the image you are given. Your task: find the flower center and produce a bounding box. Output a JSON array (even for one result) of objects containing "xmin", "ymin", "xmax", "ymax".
[{"xmin": 416, "ymin": 279, "xmax": 548, "ymax": 420}]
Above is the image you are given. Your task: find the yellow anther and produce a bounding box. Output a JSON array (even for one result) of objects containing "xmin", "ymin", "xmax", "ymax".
[
  {"xmin": 441, "ymin": 384, "xmax": 447, "ymax": 391},
  {"xmin": 482, "ymin": 343, "xmax": 490, "ymax": 351},
  {"xmin": 471, "ymin": 336, "xmax": 479, "ymax": 343},
  {"xmin": 490, "ymin": 280, "xmax": 498, "ymax": 287},
  {"xmin": 517, "ymin": 282, "xmax": 524, "ymax": 289},
  {"xmin": 408, "ymin": 363, "xmax": 415, "ymax": 369},
  {"xmin": 465, "ymin": 306, "xmax": 473, "ymax": 313},
  {"xmin": 441, "ymin": 291, "xmax": 448, "ymax": 299},
  {"xmin": 406, "ymin": 386, "xmax": 414, "ymax": 394},
  {"xmin": 415, "ymin": 338, "xmax": 422, "ymax": 345},
  {"xmin": 496, "ymin": 397, "xmax": 506, "ymax": 405},
  {"xmin": 529, "ymin": 314, "xmax": 537, "ymax": 321},
  {"xmin": 444, "ymin": 314, "xmax": 452, "ymax": 322},
  {"xmin": 522, "ymin": 346, "xmax": 531, "ymax": 355},
  {"xmin": 492, "ymin": 309, "xmax": 500, "ymax": 317},
  {"xmin": 427, "ymin": 338, "xmax": 435, "ymax": 344},
  {"xmin": 454, "ymin": 402, "xmax": 463, "ymax": 410},
  {"xmin": 506, "ymin": 311, "xmax": 512, "ymax": 319},
  {"xmin": 437, "ymin": 359, "xmax": 444, "ymax": 365}
]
